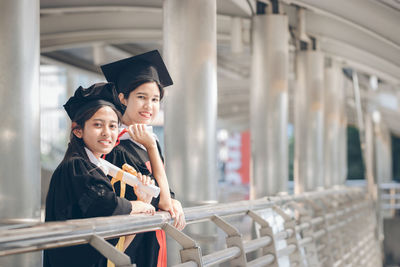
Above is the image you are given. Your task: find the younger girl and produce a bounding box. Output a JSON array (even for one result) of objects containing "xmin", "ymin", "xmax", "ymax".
[{"xmin": 44, "ymin": 83, "xmax": 154, "ymax": 267}]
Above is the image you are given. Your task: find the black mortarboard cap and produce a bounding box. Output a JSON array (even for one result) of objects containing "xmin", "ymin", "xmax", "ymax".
[
  {"xmin": 64, "ymin": 82, "xmax": 124, "ymax": 120},
  {"xmin": 100, "ymin": 50, "xmax": 173, "ymax": 94}
]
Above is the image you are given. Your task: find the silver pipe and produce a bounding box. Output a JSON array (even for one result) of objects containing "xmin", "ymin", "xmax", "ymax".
[
  {"xmin": 230, "ymin": 17, "xmax": 243, "ymax": 54},
  {"xmin": 324, "ymin": 62, "xmax": 344, "ymax": 187},
  {"xmin": 0, "ymin": 188, "xmax": 367, "ymax": 257},
  {"xmin": 0, "ymin": 0, "xmax": 41, "ymax": 266},
  {"xmin": 250, "ymin": 14, "xmax": 289, "ymax": 197},
  {"xmin": 247, "ymin": 254, "xmax": 275, "ymax": 267},
  {"xmin": 202, "ymin": 247, "xmax": 241, "ymax": 266},
  {"xmin": 313, "ymin": 229, "xmax": 327, "ymax": 240},
  {"xmin": 294, "ymin": 51, "xmax": 325, "ymax": 192},
  {"xmin": 276, "ymin": 244, "xmax": 297, "ymax": 258},
  {"xmin": 274, "ymin": 229, "xmax": 294, "ymax": 241},
  {"xmin": 353, "ymin": 71, "xmax": 375, "ymax": 196},
  {"xmin": 173, "ymin": 261, "xmax": 198, "ymax": 267},
  {"xmin": 298, "ymin": 236, "xmax": 313, "ymax": 247},
  {"xmin": 243, "ymin": 236, "xmax": 273, "ymax": 253},
  {"xmin": 379, "ymin": 183, "xmax": 400, "ymax": 189},
  {"xmin": 380, "ymin": 194, "xmax": 400, "ymax": 200},
  {"xmin": 0, "ymin": 0, "xmax": 41, "ymax": 225},
  {"xmin": 295, "ymin": 222, "xmax": 311, "ymax": 232},
  {"xmin": 163, "ymin": 0, "xmax": 218, "ymax": 207}
]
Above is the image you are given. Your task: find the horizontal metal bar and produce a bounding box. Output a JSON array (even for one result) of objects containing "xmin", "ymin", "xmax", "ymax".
[
  {"xmin": 243, "ymin": 236, "xmax": 273, "ymax": 253},
  {"xmin": 310, "ymin": 216, "xmax": 325, "ymax": 225},
  {"xmin": 295, "ymin": 216, "xmax": 325, "ymax": 232},
  {"xmin": 298, "ymin": 236, "xmax": 313, "ymax": 247},
  {"xmin": 295, "ymin": 222, "xmax": 311, "ymax": 232},
  {"xmin": 317, "ymin": 244, "xmax": 325, "ymax": 252},
  {"xmin": 173, "ymin": 261, "xmax": 198, "ymax": 267},
  {"xmin": 0, "ymin": 188, "xmax": 366, "ymax": 257},
  {"xmin": 379, "ymin": 183, "xmax": 400, "ymax": 189},
  {"xmin": 276, "ymin": 244, "xmax": 297, "ymax": 258},
  {"xmin": 319, "ymin": 256, "xmax": 328, "ymax": 265},
  {"xmin": 202, "ymin": 247, "xmax": 241, "ymax": 266},
  {"xmin": 247, "ymin": 254, "xmax": 275, "ymax": 267},
  {"xmin": 381, "ymin": 203, "xmax": 400, "ymax": 209},
  {"xmin": 380, "ymin": 194, "xmax": 400, "ymax": 200},
  {"xmin": 274, "ymin": 229, "xmax": 294, "ymax": 241},
  {"xmin": 313, "ymin": 229, "xmax": 327, "ymax": 240}
]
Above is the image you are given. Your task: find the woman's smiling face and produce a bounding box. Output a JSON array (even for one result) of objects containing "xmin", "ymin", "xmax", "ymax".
[
  {"xmin": 73, "ymin": 106, "xmax": 119, "ymax": 158},
  {"xmin": 119, "ymin": 81, "xmax": 160, "ymax": 125}
]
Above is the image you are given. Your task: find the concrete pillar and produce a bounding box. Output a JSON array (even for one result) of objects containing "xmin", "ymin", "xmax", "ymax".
[
  {"xmin": 231, "ymin": 17, "xmax": 243, "ymax": 54},
  {"xmin": 365, "ymin": 113, "xmax": 377, "ymax": 196},
  {"xmin": 0, "ymin": 0, "xmax": 41, "ymax": 265},
  {"xmin": 250, "ymin": 14, "xmax": 289, "ymax": 198},
  {"xmin": 337, "ymin": 74, "xmax": 348, "ymax": 185},
  {"xmin": 374, "ymin": 116, "xmax": 392, "ymax": 184},
  {"xmin": 324, "ymin": 62, "xmax": 344, "ymax": 187},
  {"xmin": 163, "ymin": 0, "xmax": 218, "ymax": 206},
  {"xmin": 294, "ymin": 51, "xmax": 324, "ymax": 193},
  {"xmin": 338, "ymin": 116, "xmax": 348, "ymax": 185}
]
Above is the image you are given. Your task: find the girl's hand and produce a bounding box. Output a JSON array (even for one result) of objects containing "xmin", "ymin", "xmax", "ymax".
[
  {"xmin": 133, "ymin": 173, "xmax": 154, "ymax": 204},
  {"xmin": 128, "ymin": 124, "xmax": 156, "ymax": 150},
  {"xmin": 159, "ymin": 199, "xmax": 186, "ymax": 230},
  {"xmin": 171, "ymin": 199, "xmax": 186, "ymax": 230},
  {"xmin": 130, "ymin": 201, "xmax": 155, "ymax": 215}
]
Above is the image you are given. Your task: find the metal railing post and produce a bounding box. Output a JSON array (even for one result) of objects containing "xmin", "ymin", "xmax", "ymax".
[
  {"xmin": 317, "ymin": 197, "xmax": 336, "ymax": 266},
  {"xmin": 89, "ymin": 235, "xmax": 134, "ymax": 267},
  {"xmin": 287, "ymin": 201, "xmax": 320, "ymax": 267},
  {"xmin": 210, "ymin": 215, "xmax": 247, "ymax": 266},
  {"xmin": 272, "ymin": 206, "xmax": 303, "ymax": 267},
  {"xmin": 163, "ymin": 223, "xmax": 203, "ymax": 266},
  {"xmin": 0, "ymin": 188, "xmax": 382, "ymax": 267},
  {"xmin": 247, "ymin": 210, "xmax": 278, "ymax": 267}
]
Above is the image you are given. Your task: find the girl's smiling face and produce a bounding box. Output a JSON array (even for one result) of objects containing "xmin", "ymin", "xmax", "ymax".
[
  {"xmin": 119, "ymin": 81, "xmax": 160, "ymax": 125},
  {"xmin": 73, "ymin": 106, "xmax": 119, "ymax": 158}
]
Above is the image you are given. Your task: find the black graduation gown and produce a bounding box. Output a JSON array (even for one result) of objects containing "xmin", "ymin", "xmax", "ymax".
[
  {"xmin": 44, "ymin": 152, "xmax": 132, "ymax": 267},
  {"xmin": 105, "ymin": 139, "xmax": 173, "ymax": 267}
]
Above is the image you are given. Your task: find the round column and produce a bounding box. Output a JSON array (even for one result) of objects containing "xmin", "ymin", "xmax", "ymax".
[
  {"xmin": 163, "ymin": 0, "xmax": 218, "ymax": 206},
  {"xmin": 0, "ymin": 0, "xmax": 41, "ymax": 265},
  {"xmin": 324, "ymin": 62, "xmax": 343, "ymax": 188},
  {"xmin": 231, "ymin": 17, "xmax": 243, "ymax": 54},
  {"xmin": 294, "ymin": 51, "xmax": 324, "ymax": 192},
  {"xmin": 250, "ymin": 14, "xmax": 289, "ymax": 198}
]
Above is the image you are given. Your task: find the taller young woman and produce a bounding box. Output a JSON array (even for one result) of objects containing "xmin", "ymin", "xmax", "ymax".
[{"xmin": 101, "ymin": 50, "xmax": 185, "ymax": 267}]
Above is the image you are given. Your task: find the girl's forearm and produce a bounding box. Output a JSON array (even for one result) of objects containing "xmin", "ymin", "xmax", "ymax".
[{"xmin": 146, "ymin": 145, "xmax": 172, "ymax": 204}]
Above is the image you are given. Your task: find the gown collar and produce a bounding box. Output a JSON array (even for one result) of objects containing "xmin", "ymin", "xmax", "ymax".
[{"xmin": 84, "ymin": 147, "xmax": 109, "ymax": 175}]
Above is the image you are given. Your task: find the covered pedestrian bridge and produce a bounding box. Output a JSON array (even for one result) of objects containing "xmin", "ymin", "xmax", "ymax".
[{"xmin": 1, "ymin": 0, "xmax": 400, "ymax": 266}]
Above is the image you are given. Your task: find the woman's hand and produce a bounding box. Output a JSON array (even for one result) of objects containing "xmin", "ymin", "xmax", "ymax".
[
  {"xmin": 159, "ymin": 199, "xmax": 186, "ymax": 230},
  {"xmin": 128, "ymin": 124, "xmax": 156, "ymax": 149},
  {"xmin": 171, "ymin": 199, "xmax": 186, "ymax": 230},
  {"xmin": 130, "ymin": 201, "xmax": 155, "ymax": 215},
  {"xmin": 133, "ymin": 172, "xmax": 154, "ymax": 204}
]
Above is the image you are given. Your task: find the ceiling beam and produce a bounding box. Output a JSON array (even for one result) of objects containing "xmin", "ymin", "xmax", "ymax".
[{"xmin": 284, "ymin": 0, "xmax": 400, "ymax": 49}]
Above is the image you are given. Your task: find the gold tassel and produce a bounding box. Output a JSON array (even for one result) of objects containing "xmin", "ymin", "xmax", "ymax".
[{"xmin": 108, "ymin": 169, "xmax": 127, "ymax": 267}]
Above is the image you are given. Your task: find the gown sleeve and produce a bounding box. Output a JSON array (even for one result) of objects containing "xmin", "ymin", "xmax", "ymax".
[
  {"xmin": 44, "ymin": 155, "xmax": 132, "ymax": 267},
  {"xmin": 45, "ymin": 156, "xmax": 131, "ymax": 222}
]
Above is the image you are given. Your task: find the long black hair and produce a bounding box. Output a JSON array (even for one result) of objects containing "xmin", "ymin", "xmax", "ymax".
[{"xmin": 62, "ymin": 104, "xmax": 122, "ymax": 163}]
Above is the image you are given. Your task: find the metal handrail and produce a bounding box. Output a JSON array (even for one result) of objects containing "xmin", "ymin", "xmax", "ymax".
[
  {"xmin": 379, "ymin": 183, "xmax": 400, "ymax": 189},
  {"xmin": 0, "ymin": 187, "xmax": 362, "ymax": 257},
  {"xmin": 0, "ymin": 187, "xmax": 380, "ymax": 267}
]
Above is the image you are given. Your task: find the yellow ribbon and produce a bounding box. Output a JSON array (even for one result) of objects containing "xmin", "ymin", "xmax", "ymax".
[
  {"xmin": 107, "ymin": 169, "xmax": 126, "ymax": 267},
  {"xmin": 107, "ymin": 164, "xmax": 139, "ymax": 267}
]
